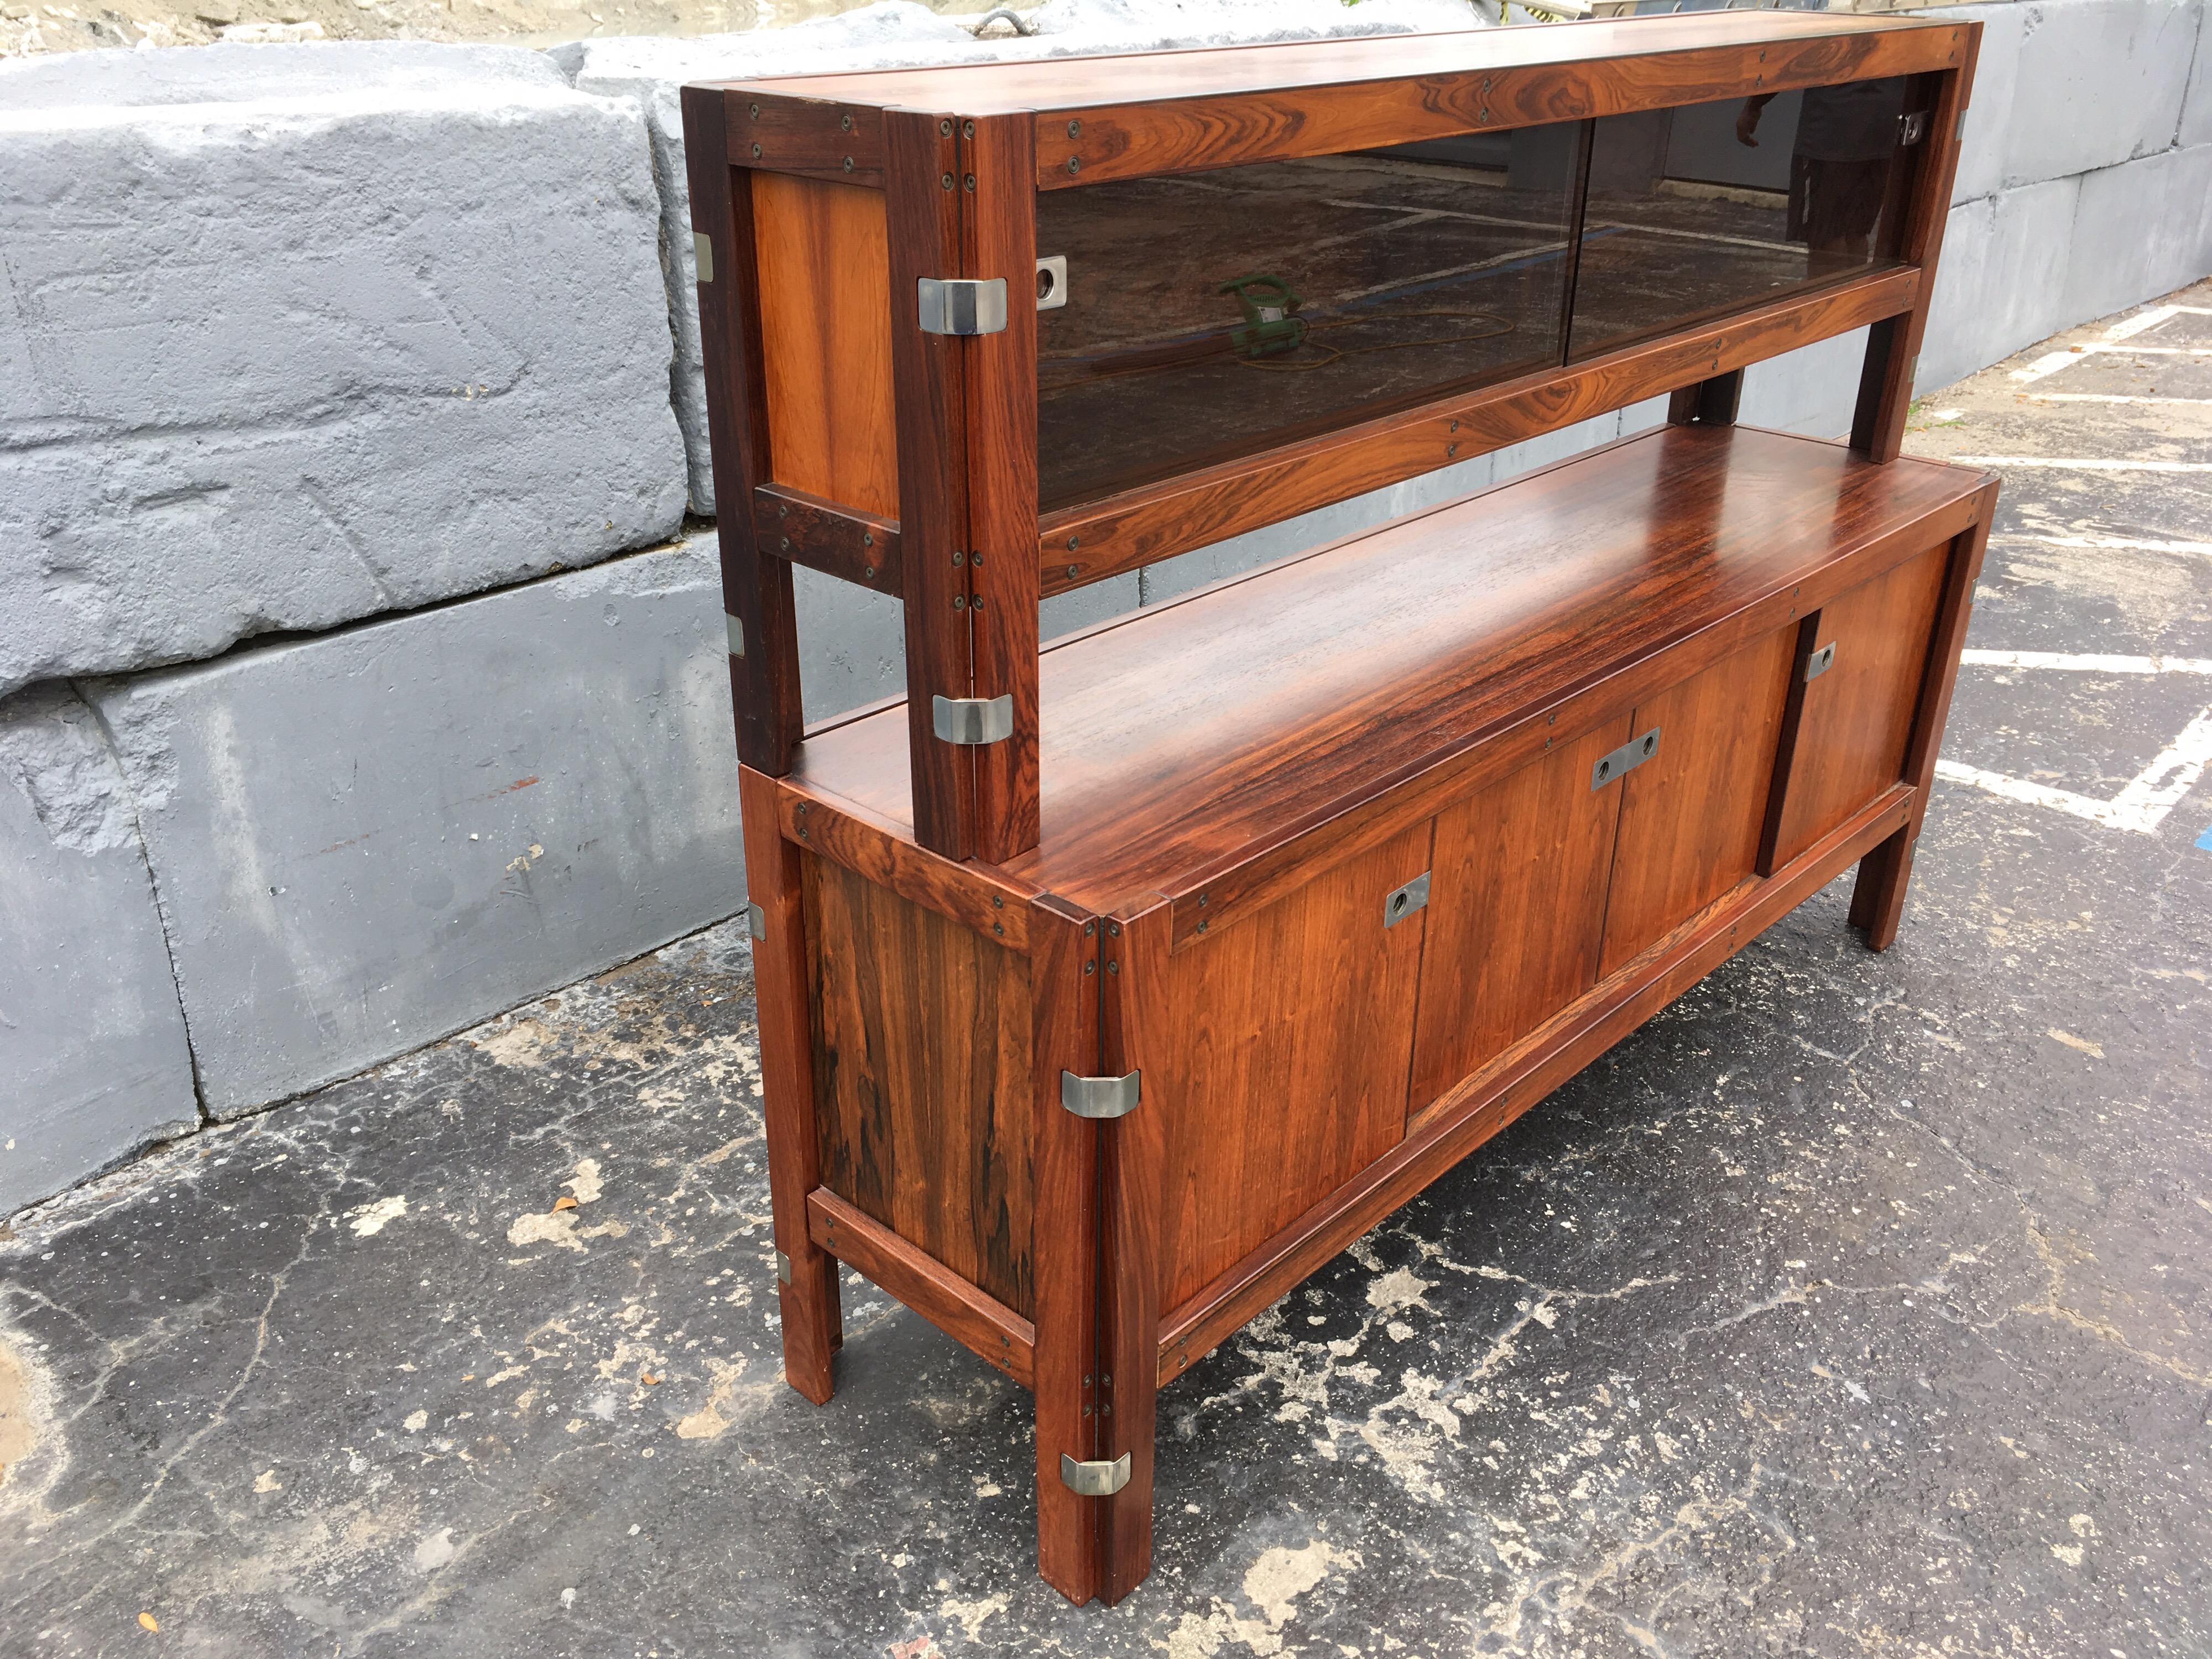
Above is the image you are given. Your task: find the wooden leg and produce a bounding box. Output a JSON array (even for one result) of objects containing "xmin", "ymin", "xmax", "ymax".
[
  {"xmin": 1851, "ymin": 497, "xmax": 1996, "ymax": 955},
  {"xmin": 1030, "ymin": 899, "xmax": 1104, "ymax": 1604},
  {"xmin": 1849, "ymin": 825, "xmax": 1914, "ymax": 951},
  {"xmin": 738, "ymin": 764, "xmax": 841, "ymax": 1403},
  {"xmin": 1667, "ymin": 367, "xmax": 1743, "ymax": 427},
  {"xmin": 1100, "ymin": 902, "xmax": 1171, "ymax": 1604}
]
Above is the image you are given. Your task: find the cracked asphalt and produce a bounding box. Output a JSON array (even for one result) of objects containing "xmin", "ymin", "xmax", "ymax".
[{"xmin": 3, "ymin": 282, "xmax": 2209, "ymax": 1657}]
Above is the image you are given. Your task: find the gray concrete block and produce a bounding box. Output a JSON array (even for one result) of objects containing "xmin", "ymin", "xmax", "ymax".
[
  {"xmin": 1917, "ymin": 178, "xmax": 2080, "ymax": 392},
  {"xmin": 2060, "ymin": 143, "xmax": 2212, "ymax": 325},
  {"xmin": 88, "ymin": 539, "xmax": 745, "ymax": 1118},
  {"xmin": 1929, "ymin": 0, "xmax": 2028, "ymax": 205},
  {"xmin": 1740, "ymin": 327, "xmax": 1871, "ymax": 441},
  {"xmin": 562, "ymin": 0, "xmax": 1490, "ymax": 512},
  {"xmin": 1995, "ymin": 0, "xmax": 2200, "ymax": 188},
  {"xmin": 0, "ymin": 43, "xmax": 687, "ymax": 698},
  {"xmin": 0, "ymin": 685, "xmax": 198, "ymax": 1217},
  {"xmin": 2184, "ymin": 0, "xmax": 2212, "ymax": 148}
]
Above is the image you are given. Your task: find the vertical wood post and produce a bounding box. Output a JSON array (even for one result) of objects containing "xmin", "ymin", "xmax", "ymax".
[
  {"xmin": 884, "ymin": 109, "xmax": 981, "ymax": 859},
  {"xmin": 1668, "ymin": 368, "xmax": 1744, "ymax": 428},
  {"xmin": 1851, "ymin": 30, "xmax": 1981, "ymax": 462},
  {"xmin": 1099, "ymin": 899, "xmax": 1171, "ymax": 1603},
  {"xmin": 681, "ymin": 87, "xmax": 804, "ymax": 774},
  {"xmin": 964, "ymin": 113, "xmax": 1044, "ymax": 864},
  {"xmin": 737, "ymin": 765, "xmax": 842, "ymax": 1400},
  {"xmin": 1030, "ymin": 896, "xmax": 1104, "ymax": 1604},
  {"xmin": 1850, "ymin": 487, "xmax": 1995, "ymax": 947}
]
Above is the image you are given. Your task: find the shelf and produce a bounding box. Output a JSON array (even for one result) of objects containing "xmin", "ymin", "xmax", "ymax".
[{"xmin": 791, "ymin": 424, "xmax": 1987, "ymax": 910}]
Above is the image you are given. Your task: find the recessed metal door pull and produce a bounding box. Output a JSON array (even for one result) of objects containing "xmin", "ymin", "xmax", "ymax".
[
  {"xmin": 1384, "ymin": 872, "xmax": 1431, "ymax": 927},
  {"xmin": 1591, "ymin": 727, "xmax": 1661, "ymax": 789}
]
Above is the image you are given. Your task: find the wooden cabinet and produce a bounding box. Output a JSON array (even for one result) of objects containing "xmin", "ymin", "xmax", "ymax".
[{"xmin": 683, "ymin": 14, "xmax": 1995, "ymax": 1608}]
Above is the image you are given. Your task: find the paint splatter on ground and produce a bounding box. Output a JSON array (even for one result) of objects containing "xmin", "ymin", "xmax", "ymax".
[{"xmin": 3, "ymin": 284, "xmax": 2209, "ymax": 1656}]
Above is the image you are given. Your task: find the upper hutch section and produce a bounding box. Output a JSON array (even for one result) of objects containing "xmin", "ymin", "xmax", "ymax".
[{"xmin": 684, "ymin": 13, "xmax": 1978, "ymax": 863}]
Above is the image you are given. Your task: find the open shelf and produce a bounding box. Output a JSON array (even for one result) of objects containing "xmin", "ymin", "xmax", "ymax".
[{"xmin": 792, "ymin": 422, "xmax": 1989, "ymax": 911}]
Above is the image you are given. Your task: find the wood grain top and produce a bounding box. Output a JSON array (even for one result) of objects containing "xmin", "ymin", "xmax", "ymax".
[
  {"xmin": 787, "ymin": 424, "xmax": 1991, "ymax": 914},
  {"xmin": 710, "ymin": 12, "xmax": 1964, "ymax": 116}
]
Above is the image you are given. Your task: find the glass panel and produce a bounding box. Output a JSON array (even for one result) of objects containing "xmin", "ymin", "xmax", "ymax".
[
  {"xmin": 1568, "ymin": 79, "xmax": 1909, "ymax": 361},
  {"xmin": 1035, "ymin": 126, "xmax": 1584, "ymax": 514}
]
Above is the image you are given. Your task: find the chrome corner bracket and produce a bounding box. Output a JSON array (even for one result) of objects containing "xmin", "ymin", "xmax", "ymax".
[
  {"xmin": 932, "ymin": 693, "xmax": 1014, "ymax": 745},
  {"xmin": 1060, "ymin": 1452, "xmax": 1132, "ymax": 1496},
  {"xmin": 917, "ymin": 276, "xmax": 1009, "ymax": 336},
  {"xmin": 746, "ymin": 901, "xmax": 767, "ymax": 941},
  {"xmin": 1060, "ymin": 1069, "xmax": 1141, "ymax": 1119},
  {"xmin": 691, "ymin": 230, "xmax": 715, "ymax": 283},
  {"xmin": 1804, "ymin": 641, "xmax": 1838, "ymax": 682}
]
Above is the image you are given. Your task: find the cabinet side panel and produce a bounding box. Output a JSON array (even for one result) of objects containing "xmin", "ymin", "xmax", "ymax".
[
  {"xmin": 753, "ymin": 173, "xmax": 899, "ymax": 518},
  {"xmin": 806, "ymin": 852, "xmax": 1034, "ymax": 1316},
  {"xmin": 1409, "ymin": 715, "xmax": 1634, "ymax": 1114},
  {"xmin": 1151, "ymin": 819, "xmax": 1432, "ymax": 1312},
  {"xmin": 1768, "ymin": 542, "xmax": 1949, "ymax": 867},
  {"xmin": 1599, "ymin": 625, "xmax": 1796, "ymax": 974}
]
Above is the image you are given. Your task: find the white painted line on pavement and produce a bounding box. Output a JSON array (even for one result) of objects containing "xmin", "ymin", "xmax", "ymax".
[
  {"xmin": 1959, "ymin": 650, "xmax": 2212, "ymax": 674},
  {"xmin": 1953, "ymin": 456, "xmax": 2212, "ymax": 472},
  {"xmin": 1937, "ymin": 705, "xmax": 2212, "ymax": 836},
  {"xmin": 1991, "ymin": 533, "xmax": 2212, "ymax": 559}
]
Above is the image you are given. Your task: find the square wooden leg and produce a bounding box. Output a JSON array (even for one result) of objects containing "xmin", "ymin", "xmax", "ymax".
[
  {"xmin": 739, "ymin": 765, "xmax": 842, "ymax": 1403},
  {"xmin": 1849, "ymin": 824, "xmax": 1915, "ymax": 952}
]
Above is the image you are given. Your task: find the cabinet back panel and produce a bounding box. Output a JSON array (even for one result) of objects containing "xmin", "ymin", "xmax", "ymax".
[
  {"xmin": 1146, "ymin": 820, "xmax": 1433, "ymax": 1312},
  {"xmin": 1599, "ymin": 626, "xmax": 1796, "ymax": 974},
  {"xmin": 1409, "ymin": 716, "xmax": 1634, "ymax": 1114},
  {"xmin": 805, "ymin": 852, "xmax": 1034, "ymax": 1316},
  {"xmin": 754, "ymin": 171, "xmax": 900, "ymax": 519},
  {"xmin": 1768, "ymin": 540, "xmax": 1948, "ymax": 865}
]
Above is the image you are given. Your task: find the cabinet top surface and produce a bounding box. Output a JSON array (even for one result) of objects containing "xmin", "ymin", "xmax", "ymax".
[
  {"xmin": 790, "ymin": 425, "xmax": 1991, "ymax": 912},
  {"xmin": 705, "ymin": 12, "xmax": 1965, "ymax": 116}
]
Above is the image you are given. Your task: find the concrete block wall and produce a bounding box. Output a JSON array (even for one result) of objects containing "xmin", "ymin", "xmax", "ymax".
[{"xmin": 4, "ymin": 0, "xmax": 2211, "ymax": 1215}]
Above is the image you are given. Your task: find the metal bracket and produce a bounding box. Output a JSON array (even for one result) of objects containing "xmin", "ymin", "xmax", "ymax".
[
  {"xmin": 725, "ymin": 612, "xmax": 744, "ymax": 659},
  {"xmin": 917, "ymin": 276, "xmax": 1009, "ymax": 336},
  {"xmin": 691, "ymin": 230, "xmax": 715, "ymax": 283},
  {"xmin": 932, "ymin": 693, "xmax": 1014, "ymax": 745},
  {"xmin": 775, "ymin": 1249, "xmax": 791, "ymax": 1285},
  {"xmin": 1592, "ymin": 727, "xmax": 1661, "ymax": 789},
  {"xmin": 1804, "ymin": 641, "xmax": 1838, "ymax": 683},
  {"xmin": 1036, "ymin": 254, "xmax": 1068, "ymax": 311},
  {"xmin": 1061, "ymin": 1070, "xmax": 1141, "ymax": 1119},
  {"xmin": 1060, "ymin": 1452, "xmax": 1131, "ymax": 1496},
  {"xmin": 1898, "ymin": 110, "xmax": 1928, "ymax": 146},
  {"xmin": 746, "ymin": 901, "xmax": 766, "ymax": 941},
  {"xmin": 1384, "ymin": 871, "xmax": 1431, "ymax": 927}
]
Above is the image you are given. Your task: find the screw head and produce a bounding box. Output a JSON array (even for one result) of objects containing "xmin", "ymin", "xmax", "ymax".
[
  {"xmin": 993, "ymin": 922, "xmax": 1003, "ymax": 936},
  {"xmin": 941, "ymin": 171, "xmax": 954, "ymax": 190},
  {"xmin": 1066, "ymin": 535, "xmax": 1079, "ymax": 551},
  {"xmin": 939, "ymin": 118, "xmax": 952, "ymax": 136},
  {"xmin": 749, "ymin": 102, "xmax": 760, "ymax": 118},
  {"xmin": 963, "ymin": 119, "xmax": 975, "ymax": 138},
  {"xmin": 863, "ymin": 566, "xmax": 874, "ymax": 580},
  {"xmin": 1067, "ymin": 156, "xmax": 1081, "ymax": 175},
  {"xmin": 964, "ymin": 173, "xmax": 975, "ymax": 192},
  {"xmin": 843, "ymin": 156, "xmax": 854, "ymax": 173},
  {"xmin": 750, "ymin": 142, "xmax": 763, "ymax": 158},
  {"xmin": 952, "ymin": 594, "xmax": 966, "ymax": 611},
  {"xmin": 1065, "ymin": 564, "xmax": 1078, "ymax": 579},
  {"xmin": 971, "ymin": 553, "xmax": 982, "ymax": 569},
  {"xmin": 1067, "ymin": 119, "xmax": 1081, "ymax": 138},
  {"xmin": 840, "ymin": 112, "xmax": 853, "ymax": 131},
  {"xmin": 1196, "ymin": 920, "xmax": 1207, "ymax": 935},
  {"xmin": 777, "ymin": 503, "xmax": 787, "ymax": 518},
  {"xmin": 779, "ymin": 536, "xmax": 790, "ymax": 551},
  {"xmin": 862, "ymin": 530, "xmax": 874, "ymax": 547},
  {"xmin": 952, "ymin": 550, "xmax": 964, "ymax": 566}
]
